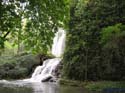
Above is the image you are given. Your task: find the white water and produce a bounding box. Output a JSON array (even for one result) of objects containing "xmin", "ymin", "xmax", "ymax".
[
  {"xmin": 25, "ymin": 28, "xmax": 66, "ymax": 82},
  {"xmin": 52, "ymin": 28, "xmax": 66, "ymax": 57}
]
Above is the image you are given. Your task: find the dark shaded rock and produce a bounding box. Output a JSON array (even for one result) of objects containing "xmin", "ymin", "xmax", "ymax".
[
  {"xmin": 41, "ymin": 75, "xmax": 52, "ymax": 82},
  {"xmin": 36, "ymin": 53, "xmax": 53, "ymax": 65},
  {"xmin": 49, "ymin": 77, "xmax": 57, "ymax": 82},
  {"xmin": 53, "ymin": 61, "xmax": 63, "ymax": 78}
]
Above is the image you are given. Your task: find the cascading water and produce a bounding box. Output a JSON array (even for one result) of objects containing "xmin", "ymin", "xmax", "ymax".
[
  {"xmin": 26, "ymin": 28, "xmax": 66, "ymax": 82},
  {"xmin": 52, "ymin": 29, "xmax": 66, "ymax": 57}
]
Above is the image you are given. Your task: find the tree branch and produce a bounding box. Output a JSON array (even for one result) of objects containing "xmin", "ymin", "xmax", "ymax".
[{"xmin": 3, "ymin": 31, "xmax": 11, "ymax": 38}]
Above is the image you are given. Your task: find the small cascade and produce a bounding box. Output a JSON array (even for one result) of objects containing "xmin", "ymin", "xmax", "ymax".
[{"xmin": 27, "ymin": 28, "xmax": 66, "ymax": 82}]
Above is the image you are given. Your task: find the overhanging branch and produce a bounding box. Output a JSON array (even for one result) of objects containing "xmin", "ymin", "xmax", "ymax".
[{"xmin": 3, "ymin": 31, "xmax": 11, "ymax": 38}]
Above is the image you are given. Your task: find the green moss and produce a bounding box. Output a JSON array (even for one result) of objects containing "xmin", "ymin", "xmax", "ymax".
[
  {"xmin": 59, "ymin": 79, "xmax": 87, "ymax": 87},
  {"xmin": 85, "ymin": 81, "xmax": 125, "ymax": 91},
  {"xmin": 59, "ymin": 79, "xmax": 125, "ymax": 91}
]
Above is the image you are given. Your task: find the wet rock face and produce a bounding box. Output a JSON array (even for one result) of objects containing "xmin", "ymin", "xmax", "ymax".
[
  {"xmin": 41, "ymin": 75, "xmax": 53, "ymax": 82},
  {"xmin": 54, "ymin": 61, "xmax": 63, "ymax": 78},
  {"xmin": 36, "ymin": 54, "xmax": 53, "ymax": 65},
  {"xmin": 48, "ymin": 61, "xmax": 63, "ymax": 82},
  {"xmin": 40, "ymin": 61, "xmax": 63, "ymax": 82}
]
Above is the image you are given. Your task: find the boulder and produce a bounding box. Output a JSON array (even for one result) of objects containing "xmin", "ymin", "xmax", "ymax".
[{"xmin": 41, "ymin": 75, "xmax": 53, "ymax": 82}]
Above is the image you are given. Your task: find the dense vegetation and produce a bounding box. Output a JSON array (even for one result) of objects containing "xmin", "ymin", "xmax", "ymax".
[
  {"xmin": 0, "ymin": 0, "xmax": 125, "ymax": 83},
  {"xmin": 0, "ymin": 54, "xmax": 39, "ymax": 79},
  {"xmin": 0, "ymin": 0, "xmax": 69, "ymax": 54},
  {"xmin": 63, "ymin": 0, "xmax": 125, "ymax": 81}
]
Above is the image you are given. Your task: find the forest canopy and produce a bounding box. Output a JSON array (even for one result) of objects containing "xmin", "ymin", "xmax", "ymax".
[{"xmin": 0, "ymin": 0, "xmax": 69, "ymax": 54}]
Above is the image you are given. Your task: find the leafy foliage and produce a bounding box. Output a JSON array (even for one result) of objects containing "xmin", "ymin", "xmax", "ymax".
[
  {"xmin": 0, "ymin": 54, "xmax": 39, "ymax": 79},
  {"xmin": 100, "ymin": 24, "xmax": 125, "ymax": 80},
  {"xmin": 0, "ymin": 0, "xmax": 69, "ymax": 54},
  {"xmin": 101, "ymin": 23, "xmax": 125, "ymax": 44},
  {"xmin": 63, "ymin": 0, "xmax": 125, "ymax": 81}
]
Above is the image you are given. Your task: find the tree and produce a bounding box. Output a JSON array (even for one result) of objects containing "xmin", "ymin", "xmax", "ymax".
[
  {"xmin": 0, "ymin": 0, "xmax": 21, "ymax": 55},
  {"xmin": 63, "ymin": 0, "xmax": 125, "ymax": 81},
  {"xmin": 0, "ymin": 0, "xmax": 69, "ymax": 54},
  {"xmin": 100, "ymin": 24, "xmax": 125, "ymax": 80}
]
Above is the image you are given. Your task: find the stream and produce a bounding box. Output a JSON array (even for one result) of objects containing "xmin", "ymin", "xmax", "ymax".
[{"xmin": 0, "ymin": 80, "xmax": 101, "ymax": 93}]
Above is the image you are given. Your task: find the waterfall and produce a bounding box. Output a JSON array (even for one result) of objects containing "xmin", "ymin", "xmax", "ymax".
[
  {"xmin": 25, "ymin": 28, "xmax": 66, "ymax": 82},
  {"xmin": 52, "ymin": 28, "xmax": 66, "ymax": 57}
]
